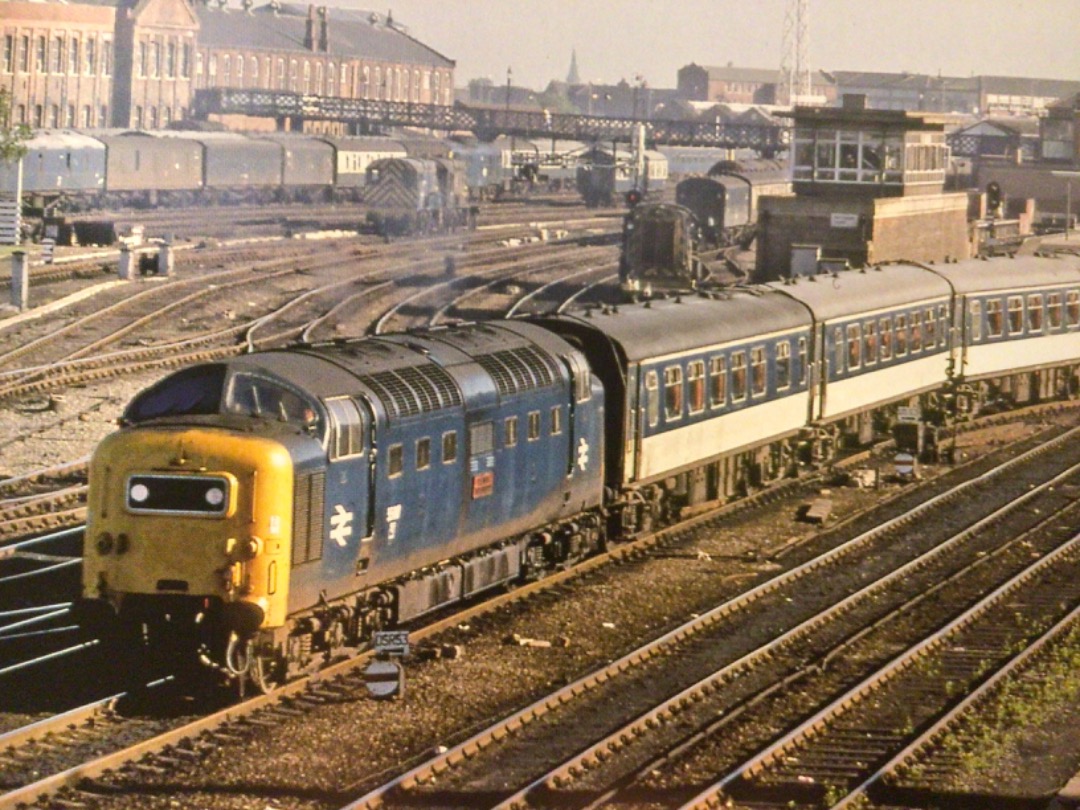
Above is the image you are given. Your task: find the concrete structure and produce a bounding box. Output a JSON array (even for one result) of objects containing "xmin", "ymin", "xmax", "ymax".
[{"xmin": 756, "ymin": 96, "xmax": 970, "ymax": 280}]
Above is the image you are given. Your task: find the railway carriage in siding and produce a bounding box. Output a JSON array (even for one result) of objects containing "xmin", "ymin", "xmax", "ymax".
[
  {"xmin": 257, "ymin": 134, "xmax": 336, "ymax": 202},
  {"xmin": 0, "ymin": 130, "xmax": 106, "ymax": 210},
  {"xmin": 79, "ymin": 321, "xmax": 605, "ymax": 690},
  {"xmin": 95, "ymin": 131, "xmax": 203, "ymax": 208},
  {"xmin": 319, "ymin": 136, "xmax": 407, "ymax": 194},
  {"xmin": 155, "ymin": 131, "xmax": 284, "ymax": 203}
]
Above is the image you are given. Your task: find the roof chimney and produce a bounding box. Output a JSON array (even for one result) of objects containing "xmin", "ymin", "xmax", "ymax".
[
  {"xmin": 304, "ymin": 5, "xmax": 316, "ymax": 50},
  {"xmin": 318, "ymin": 6, "xmax": 328, "ymax": 52}
]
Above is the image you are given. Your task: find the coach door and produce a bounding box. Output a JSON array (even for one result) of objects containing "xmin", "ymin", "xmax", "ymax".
[{"xmin": 323, "ymin": 397, "xmax": 375, "ymax": 580}]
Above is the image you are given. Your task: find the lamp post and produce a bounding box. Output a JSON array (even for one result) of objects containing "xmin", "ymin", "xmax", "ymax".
[{"xmin": 505, "ymin": 66, "xmax": 514, "ymax": 151}]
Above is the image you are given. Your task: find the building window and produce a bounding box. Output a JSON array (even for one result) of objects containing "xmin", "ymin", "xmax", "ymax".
[
  {"xmin": 48, "ymin": 103, "xmax": 58, "ymax": 127},
  {"xmin": 276, "ymin": 58, "xmax": 285, "ymax": 88},
  {"xmin": 81, "ymin": 106, "xmax": 92, "ymax": 128},
  {"xmin": 209, "ymin": 55, "xmax": 217, "ymax": 80},
  {"xmin": 19, "ymin": 36, "xmax": 29, "ymax": 73},
  {"xmin": 151, "ymin": 41, "xmax": 160, "ymax": 77},
  {"xmin": 250, "ymin": 57, "xmax": 258, "ymax": 83},
  {"xmin": 374, "ymin": 66, "xmax": 381, "ymax": 99},
  {"xmin": 166, "ymin": 43, "xmax": 176, "ymax": 78},
  {"xmin": 99, "ymin": 105, "xmax": 108, "ymax": 127},
  {"xmin": 33, "ymin": 104, "xmax": 43, "ymax": 128},
  {"xmin": 235, "ymin": 52, "xmax": 243, "ymax": 81},
  {"xmin": 86, "ymin": 39, "xmax": 96, "ymax": 75},
  {"xmin": 137, "ymin": 41, "xmax": 147, "ymax": 77},
  {"xmin": 161, "ymin": 107, "xmax": 171, "ymax": 128},
  {"xmin": 196, "ymin": 52, "xmax": 203, "ymax": 78},
  {"xmin": 134, "ymin": 105, "xmax": 143, "ymax": 128},
  {"xmin": 35, "ymin": 36, "xmax": 46, "ymax": 73},
  {"xmin": 51, "ymin": 36, "xmax": 63, "ymax": 74},
  {"xmin": 182, "ymin": 44, "xmax": 191, "ymax": 78},
  {"xmin": 222, "ymin": 54, "xmax": 230, "ymax": 84},
  {"xmin": 69, "ymin": 38, "xmax": 79, "ymax": 75},
  {"xmin": 103, "ymin": 40, "xmax": 112, "ymax": 76},
  {"xmin": 149, "ymin": 106, "xmax": 158, "ymax": 129},
  {"xmin": 65, "ymin": 104, "xmax": 74, "ymax": 127},
  {"xmin": 315, "ymin": 62, "xmax": 322, "ymax": 94}
]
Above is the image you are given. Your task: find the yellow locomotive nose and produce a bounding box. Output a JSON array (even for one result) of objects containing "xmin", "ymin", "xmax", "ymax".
[{"xmin": 83, "ymin": 427, "xmax": 295, "ymax": 633}]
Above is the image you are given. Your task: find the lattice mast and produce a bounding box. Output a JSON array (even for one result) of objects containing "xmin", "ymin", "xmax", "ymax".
[{"xmin": 781, "ymin": 0, "xmax": 811, "ymax": 106}]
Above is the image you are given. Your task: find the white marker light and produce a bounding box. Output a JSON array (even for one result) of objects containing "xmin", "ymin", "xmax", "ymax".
[{"xmin": 130, "ymin": 483, "xmax": 150, "ymax": 503}]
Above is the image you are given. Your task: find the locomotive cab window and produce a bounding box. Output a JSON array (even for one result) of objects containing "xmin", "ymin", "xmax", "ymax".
[
  {"xmin": 227, "ymin": 373, "xmax": 315, "ymax": 426},
  {"xmin": 123, "ymin": 364, "xmax": 226, "ymax": 423},
  {"xmin": 325, "ymin": 398, "xmax": 362, "ymax": 459}
]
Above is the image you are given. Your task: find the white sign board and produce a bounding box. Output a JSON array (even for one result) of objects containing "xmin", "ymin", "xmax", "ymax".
[{"xmin": 830, "ymin": 213, "xmax": 860, "ymax": 229}]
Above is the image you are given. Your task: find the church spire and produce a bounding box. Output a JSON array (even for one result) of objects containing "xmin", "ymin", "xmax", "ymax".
[{"xmin": 567, "ymin": 48, "xmax": 581, "ymax": 85}]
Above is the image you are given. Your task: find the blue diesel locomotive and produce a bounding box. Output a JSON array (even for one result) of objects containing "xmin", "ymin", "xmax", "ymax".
[{"xmin": 78, "ymin": 254, "xmax": 1080, "ymax": 692}]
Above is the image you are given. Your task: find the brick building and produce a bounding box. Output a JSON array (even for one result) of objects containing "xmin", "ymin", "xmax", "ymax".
[
  {"xmin": 677, "ymin": 63, "xmax": 836, "ymax": 106},
  {"xmin": 0, "ymin": 0, "xmax": 454, "ymax": 131}
]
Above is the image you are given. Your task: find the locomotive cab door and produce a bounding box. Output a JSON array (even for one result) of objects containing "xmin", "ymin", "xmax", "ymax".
[{"xmin": 323, "ymin": 397, "xmax": 375, "ymax": 577}]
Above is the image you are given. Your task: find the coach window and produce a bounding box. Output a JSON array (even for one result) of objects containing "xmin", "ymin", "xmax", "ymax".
[
  {"xmin": 416, "ymin": 438, "xmax": 431, "ymax": 471},
  {"xmin": 388, "ymin": 444, "xmax": 404, "ymax": 478},
  {"xmin": 797, "ymin": 337, "xmax": 808, "ymax": 384},
  {"xmin": 1007, "ymin": 296, "xmax": 1024, "ymax": 335},
  {"xmin": 687, "ymin": 360, "xmax": 706, "ymax": 414},
  {"xmin": 895, "ymin": 314, "xmax": 908, "ymax": 356},
  {"xmin": 1047, "ymin": 293, "xmax": 1063, "ymax": 329},
  {"xmin": 528, "ymin": 411, "xmax": 541, "ymax": 441},
  {"xmin": 862, "ymin": 322, "xmax": 877, "ymax": 366},
  {"xmin": 645, "ymin": 370, "xmax": 660, "ymax": 427},
  {"xmin": 731, "ymin": 352, "xmax": 748, "ymax": 402},
  {"xmin": 1028, "ymin": 294, "xmax": 1044, "ymax": 332},
  {"xmin": 664, "ymin": 366, "xmax": 684, "ymax": 420},
  {"xmin": 1068, "ymin": 291, "xmax": 1080, "ymax": 326},
  {"xmin": 910, "ymin": 312, "xmax": 922, "ymax": 352},
  {"xmin": 325, "ymin": 398, "xmax": 363, "ymax": 459},
  {"xmin": 924, "ymin": 308, "xmax": 937, "ymax": 349},
  {"xmin": 442, "ymin": 431, "xmax": 458, "ymax": 464},
  {"xmin": 775, "ymin": 342, "xmax": 792, "ymax": 388},
  {"xmin": 751, "ymin": 347, "xmax": 767, "ymax": 395},
  {"xmin": 986, "ymin": 298, "xmax": 1003, "ymax": 337},
  {"xmin": 846, "ymin": 323, "xmax": 861, "ymax": 370},
  {"xmin": 969, "ymin": 300, "xmax": 983, "ymax": 342},
  {"xmin": 504, "ymin": 416, "xmax": 518, "ymax": 447},
  {"xmin": 877, "ymin": 317, "xmax": 892, "ymax": 360},
  {"xmin": 708, "ymin": 357, "xmax": 727, "ymax": 408}
]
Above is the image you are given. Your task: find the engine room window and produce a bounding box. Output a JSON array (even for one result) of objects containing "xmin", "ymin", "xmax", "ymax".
[
  {"xmin": 470, "ymin": 421, "xmax": 494, "ymax": 455},
  {"xmin": 687, "ymin": 360, "xmax": 705, "ymax": 414},
  {"xmin": 388, "ymin": 444, "xmax": 404, "ymax": 477},
  {"xmin": 731, "ymin": 352, "xmax": 747, "ymax": 401},
  {"xmin": 1007, "ymin": 296, "xmax": 1024, "ymax": 335},
  {"xmin": 709, "ymin": 356, "xmax": 727, "ymax": 408},
  {"xmin": 644, "ymin": 371, "xmax": 660, "ymax": 427},
  {"xmin": 442, "ymin": 431, "xmax": 458, "ymax": 464},
  {"xmin": 528, "ymin": 411, "xmax": 541, "ymax": 441},
  {"xmin": 550, "ymin": 406, "xmax": 562, "ymax": 435},
  {"xmin": 1028, "ymin": 295, "xmax": 1044, "ymax": 332},
  {"xmin": 751, "ymin": 347, "xmax": 767, "ymax": 395},
  {"xmin": 416, "ymin": 437, "xmax": 431, "ymax": 470},
  {"xmin": 776, "ymin": 341, "xmax": 792, "ymax": 388},
  {"xmin": 504, "ymin": 416, "xmax": 518, "ymax": 447},
  {"xmin": 664, "ymin": 365, "xmax": 683, "ymax": 420}
]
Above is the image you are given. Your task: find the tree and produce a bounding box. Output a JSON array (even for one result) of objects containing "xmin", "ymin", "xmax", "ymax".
[{"xmin": 0, "ymin": 87, "xmax": 32, "ymax": 164}]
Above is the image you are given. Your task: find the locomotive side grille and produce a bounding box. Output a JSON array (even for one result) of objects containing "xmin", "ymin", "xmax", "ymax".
[
  {"xmin": 476, "ymin": 347, "xmax": 558, "ymax": 396},
  {"xmin": 359, "ymin": 364, "xmax": 462, "ymax": 418},
  {"xmin": 292, "ymin": 471, "xmax": 326, "ymax": 566}
]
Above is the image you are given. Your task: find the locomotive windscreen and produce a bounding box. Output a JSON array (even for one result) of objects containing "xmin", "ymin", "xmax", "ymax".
[{"xmin": 123, "ymin": 364, "xmax": 227, "ymax": 423}]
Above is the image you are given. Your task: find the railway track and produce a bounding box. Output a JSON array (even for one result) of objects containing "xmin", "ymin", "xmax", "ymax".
[{"xmin": 3, "ymin": 416, "xmax": 1078, "ymax": 810}]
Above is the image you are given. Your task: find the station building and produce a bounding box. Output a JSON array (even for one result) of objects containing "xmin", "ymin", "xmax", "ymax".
[
  {"xmin": 755, "ymin": 95, "xmax": 971, "ymax": 281},
  {"xmin": 0, "ymin": 0, "xmax": 454, "ymax": 131}
]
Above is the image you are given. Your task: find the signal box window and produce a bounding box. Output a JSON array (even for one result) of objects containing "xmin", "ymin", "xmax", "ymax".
[
  {"xmin": 731, "ymin": 352, "xmax": 747, "ymax": 401},
  {"xmin": 442, "ymin": 431, "xmax": 458, "ymax": 464},
  {"xmin": 416, "ymin": 438, "xmax": 431, "ymax": 471},
  {"xmin": 709, "ymin": 356, "xmax": 727, "ymax": 408},
  {"xmin": 687, "ymin": 360, "xmax": 706, "ymax": 414},
  {"xmin": 388, "ymin": 444, "xmax": 404, "ymax": 477},
  {"xmin": 664, "ymin": 365, "xmax": 683, "ymax": 420}
]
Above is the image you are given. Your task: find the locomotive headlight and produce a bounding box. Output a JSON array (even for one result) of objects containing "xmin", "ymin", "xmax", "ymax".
[
  {"xmin": 129, "ymin": 483, "xmax": 150, "ymax": 504},
  {"xmin": 205, "ymin": 487, "xmax": 225, "ymax": 508}
]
